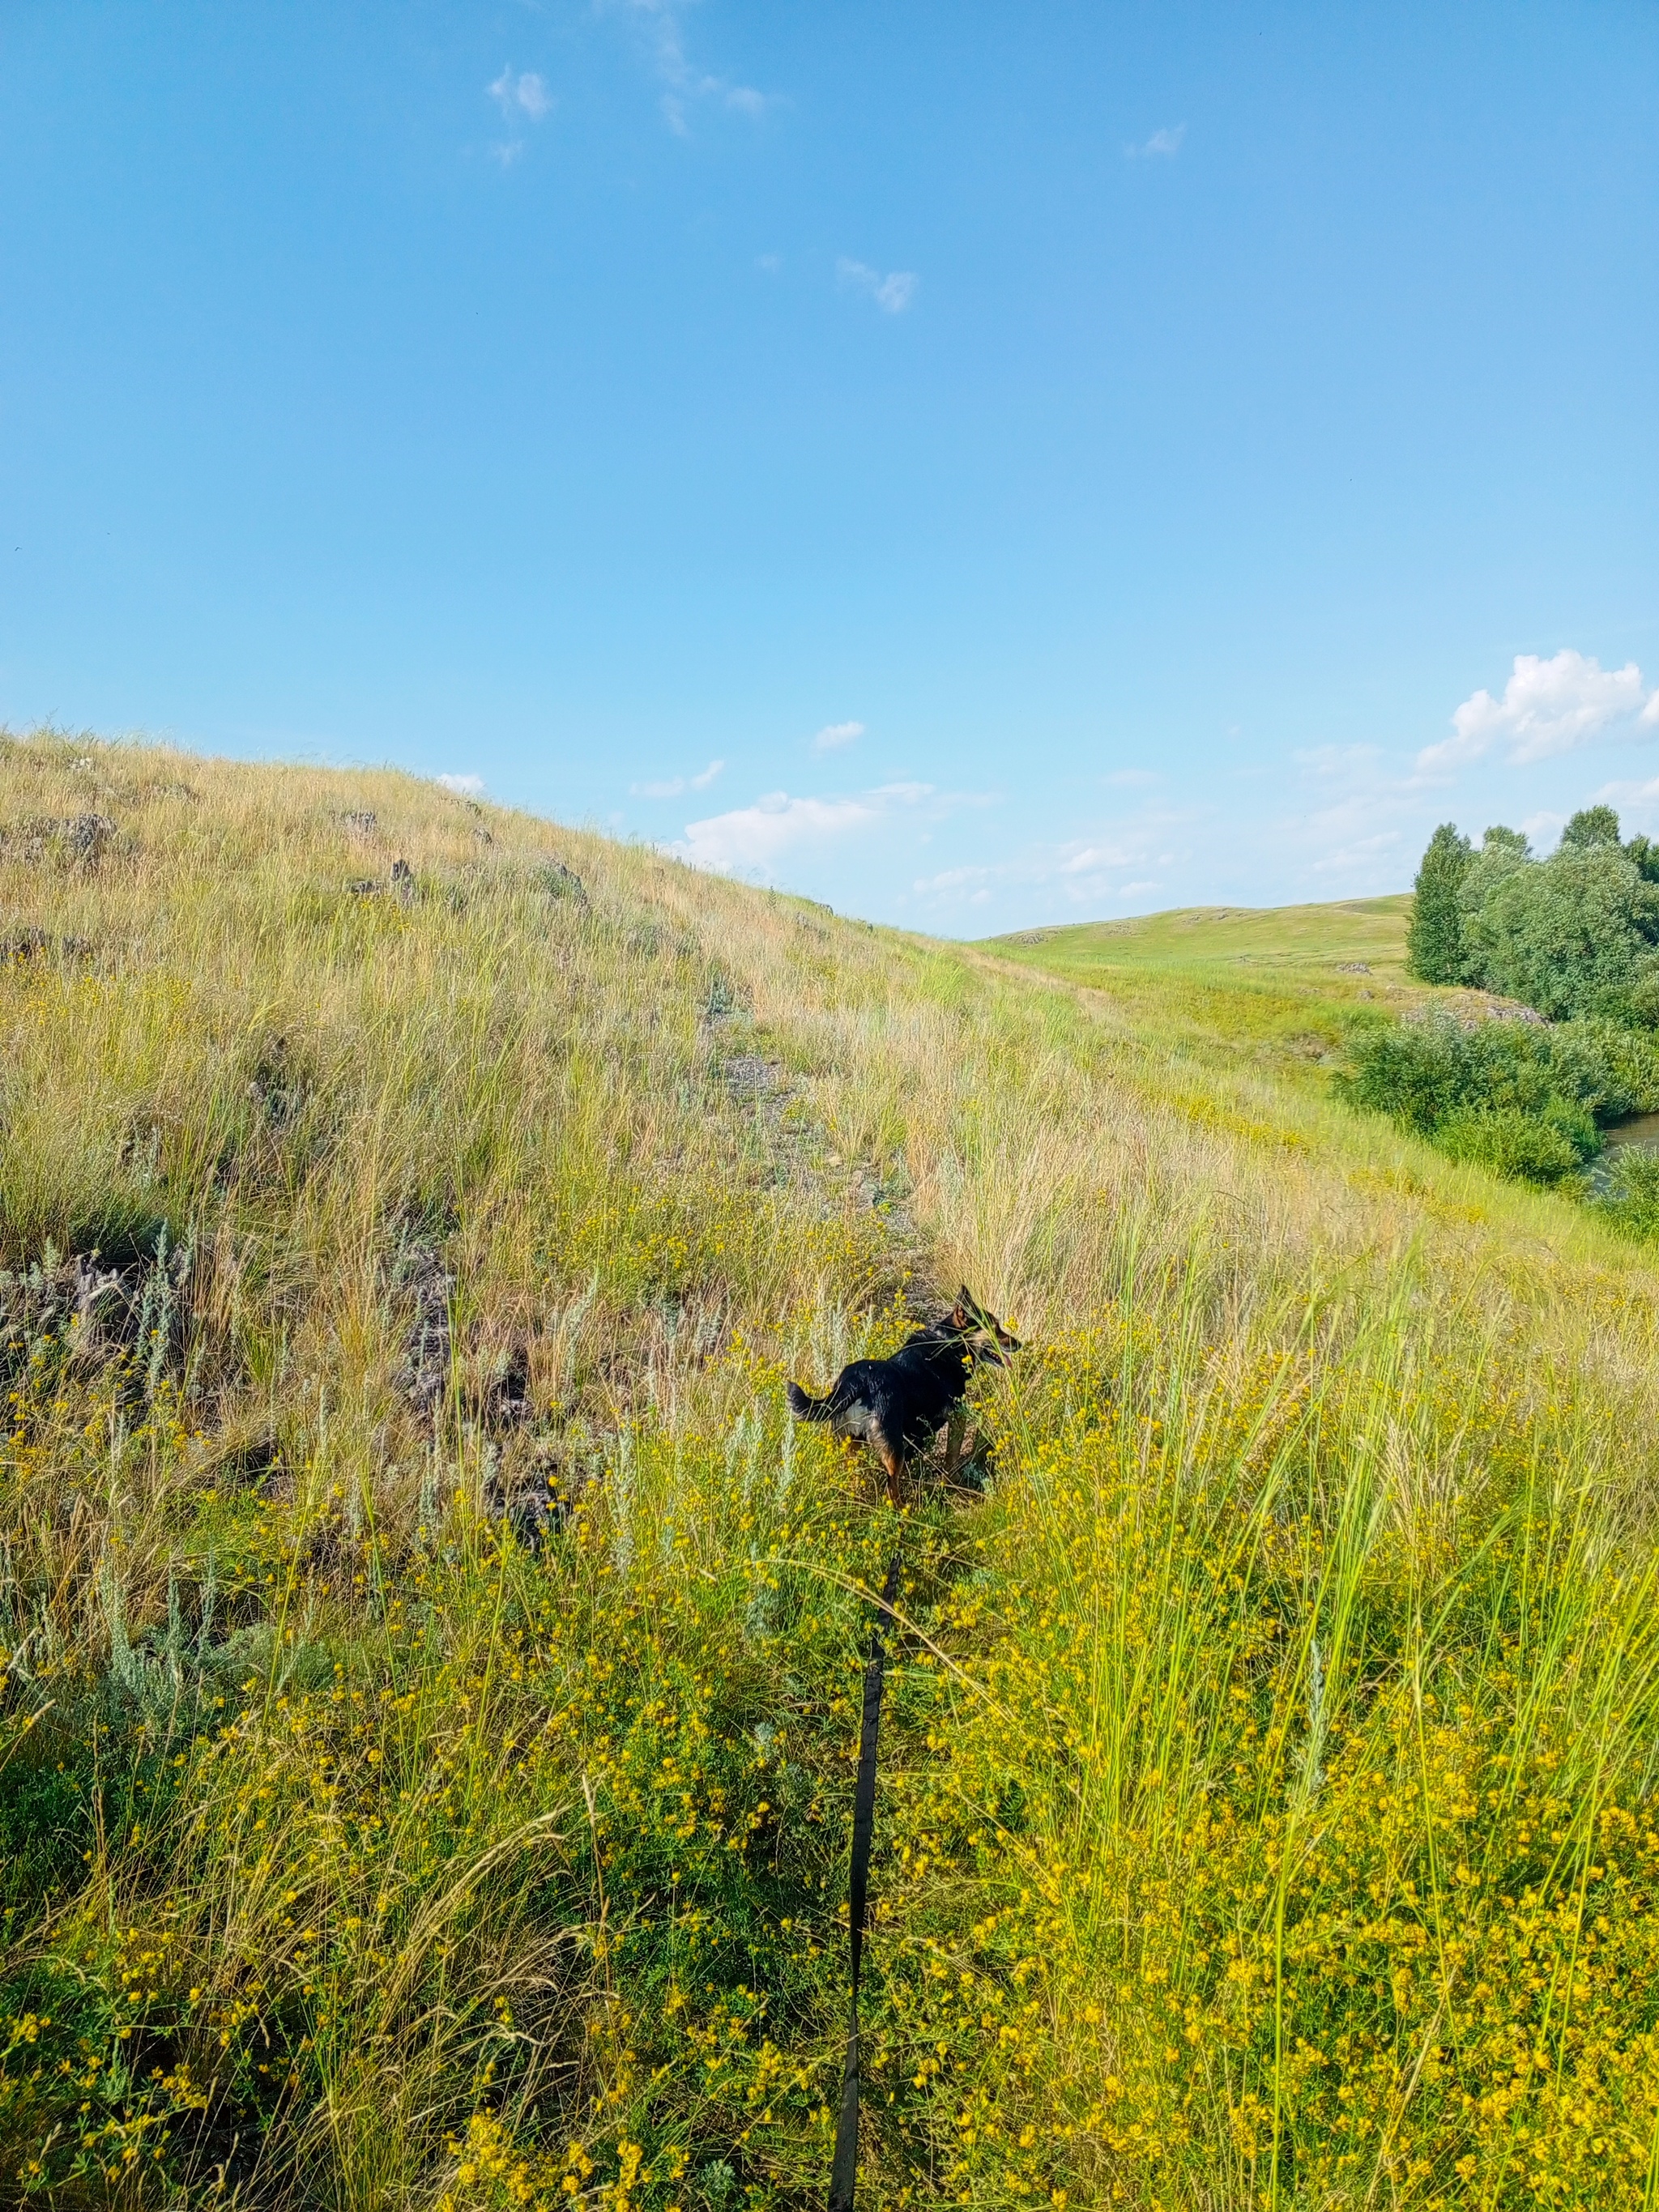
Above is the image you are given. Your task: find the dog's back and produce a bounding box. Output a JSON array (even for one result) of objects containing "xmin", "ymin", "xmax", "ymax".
[{"xmin": 786, "ymin": 1291, "xmax": 1020, "ymax": 1499}]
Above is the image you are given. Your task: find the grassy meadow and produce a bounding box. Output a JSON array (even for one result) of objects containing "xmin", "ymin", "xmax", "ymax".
[
  {"xmin": 6, "ymin": 736, "xmax": 1659, "ymax": 2208},
  {"xmin": 978, "ymin": 899, "xmax": 1418, "ymax": 1095}
]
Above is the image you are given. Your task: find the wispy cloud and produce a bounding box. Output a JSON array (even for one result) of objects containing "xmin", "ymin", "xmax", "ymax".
[
  {"xmin": 910, "ymin": 813, "xmax": 1175, "ymax": 913},
  {"xmin": 609, "ymin": 0, "xmax": 772, "ymax": 135},
  {"xmin": 838, "ymin": 258, "xmax": 918, "ymax": 313},
  {"xmin": 1295, "ymin": 743, "xmax": 1383, "ymax": 776},
  {"xmin": 489, "ymin": 67, "xmax": 552, "ymax": 121},
  {"xmin": 1311, "ymin": 829, "xmax": 1401, "ymax": 876},
  {"xmin": 811, "ymin": 720, "xmax": 864, "ymax": 752},
  {"xmin": 632, "ymin": 757, "xmax": 724, "ymax": 799},
  {"xmin": 1419, "ymin": 649, "xmax": 1659, "ymax": 771},
  {"xmin": 1125, "ymin": 123, "xmax": 1186, "ymax": 158},
  {"xmin": 437, "ymin": 772, "xmax": 486, "ymax": 797},
  {"xmin": 487, "ymin": 66, "xmax": 552, "ymax": 163},
  {"xmin": 669, "ymin": 782, "xmax": 933, "ymax": 876}
]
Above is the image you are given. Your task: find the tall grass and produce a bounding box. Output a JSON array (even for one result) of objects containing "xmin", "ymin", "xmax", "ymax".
[{"xmin": 5, "ymin": 732, "xmax": 1659, "ymax": 2206}]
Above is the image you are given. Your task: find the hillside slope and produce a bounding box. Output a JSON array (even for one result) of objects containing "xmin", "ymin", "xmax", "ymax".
[
  {"xmin": 988, "ymin": 892, "xmax": 1414, "ymax": 974},
  {"xmin": 6, "ymin": 738, "xmax": 1659, "ymax": 2209}
]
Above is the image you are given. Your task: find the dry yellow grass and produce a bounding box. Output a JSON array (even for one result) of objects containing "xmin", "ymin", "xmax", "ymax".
[{"xmin": 5, "ymin": 732, "xmax": 1659, "ymax": 2207}]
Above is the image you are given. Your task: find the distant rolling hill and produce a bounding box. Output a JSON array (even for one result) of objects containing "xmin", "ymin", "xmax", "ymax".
[
  {"xmin": 980, "ymin": 891, "xmax": 1412, "ymax": 981},
  {"xmin": 976, "ymin": 893, "xmax": 1416, "ymax": 1082}
]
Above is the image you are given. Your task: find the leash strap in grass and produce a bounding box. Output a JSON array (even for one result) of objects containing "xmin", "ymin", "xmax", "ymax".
[{"xmin": 828, "ymin": 1549, "xmax": 903, "ymax": 2212}]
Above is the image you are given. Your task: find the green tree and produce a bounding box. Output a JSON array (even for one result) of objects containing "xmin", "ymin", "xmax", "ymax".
[
  {"xmin": 1472, "ymin": 841, "xmax": 1659, "ymax": 1019},
  {"xmin": 1560, "ymin": 805, "xmax": 1623, "ymax": 850},
  {"xmin": 1405, "ymin": 823, "xmax": 1473, "ymax": 983},
  {"xmin": 1456, "ymin": 827, "xmax": 1533, "ymax": 989}
]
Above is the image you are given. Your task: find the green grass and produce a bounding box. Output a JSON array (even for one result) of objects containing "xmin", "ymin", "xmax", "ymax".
[
  {"xmin": 983, "ymin": 892, "xmax": 1414, "ymax": 978},
  {"xmin": 975, "ymin": 895, "xmax": 1418, "ymax": 1091},
  {"xmin": 6, "ymin": 739, "xmax": 1659, "ymax": 2209}
]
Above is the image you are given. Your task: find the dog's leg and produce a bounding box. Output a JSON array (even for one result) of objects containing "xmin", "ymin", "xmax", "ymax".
[
  {"xmin": 877, "ymin": 1439, "xmax": 905, "ymax": 1508},
  {"xmin": 944, "ymin": 1408, "xmax": 966, "ymax": 1481}
]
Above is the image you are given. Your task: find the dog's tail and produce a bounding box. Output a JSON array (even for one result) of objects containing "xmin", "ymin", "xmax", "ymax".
[{"xmin": 787, "ymin": 1380, "xmax": 836, "ymax": 1422}]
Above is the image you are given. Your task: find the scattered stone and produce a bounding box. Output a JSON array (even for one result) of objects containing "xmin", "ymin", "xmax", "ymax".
[
  {"xmin": 5, "ymin": 813, "xmax": 117, "ymax": 868},
  {"xmin": 391, "ymin": 858, "xmax": 414, "ymax": 900},
  {"xmin": 6, "ymin": 927, "xmax": 92, "ymax": 965},
  {"xmin": 536, "ymin": 859, "xmax": 586, "ymax": 901},
  {"xmin": 341, "ymin": 810, "xmax": 377, "ymax": 837},
  {"xmin": 1009, "ymin": 930, "xmax": 1052, "ymax": 946},
  {"xmin": 394, "ymin": 1238, "xmax": 453, "ymax": 1426},
  {"xmin": 247, "ymin": 1038, "xmax": 309, "ymax": 1130},
  {"xmin": 720, "ymin": 1053, "xmax": 779, "ymax": 1099},
  {"xmin": 1336, "ymin": 961, "xmax": 1372, "ymax": 974},
  {"xmin": 348, "ymin": 878, "xmax": 382, "ymax": 897},
  {"xmin": 0, "ymin": 1233, "xmax": 192, "ymax": 1394}
]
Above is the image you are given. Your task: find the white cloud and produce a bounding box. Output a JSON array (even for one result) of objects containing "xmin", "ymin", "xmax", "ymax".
[
  {"xmin": 907, "ymin": 815, "xmax": 1174, "ymax": 914},
  {"xmin": 632, "ymin": 757, "xmax": 724, "ymax": 799},
  {"xmin": 609, "ymin": 1, "xmax": 771, "ymax": 134},
  {"xmin": 670, "ymin": 782, "xmax": 934, "ymax": 876},
  {"xmin": 1126, "ymin": 123, "xmax": 1186, "ymax": 158},
  {"xmin": 1311, "ymin": 830, "xmax": 1401, "ymax": 876},
  {"xmin": 838, "ymin": 258, "xmax": 918, "ymax": 313},
  {"xmin": 1419, "ymin": 650, "xmax": 1656, "ymax": 770},
  {"xmin": 914, "ymin": 863, "xmax": 994, "ymax": 895},
  {"xmin": 437, "ymin": 773, "xmax": 486, "ymax": 797},
  {"xmin": 488, "ymin": 67, "xmax": 551, "ymax": 120},
  {"xmin": 1295, "ymin": 744, "xmax": 1382, "ymax": 776},
  {"xmin": 1103, "ymin": 768, "xmax": 1158, "ymax": 787},
  {"xmin": 487, "ymin": 66, "xmax": 552, "ymax": 162},
  {"xmin": 1060, "ymin": 842, "xmax": 1136, "ymax": 875},
  {"xmin": 811, "ymin": 719, "xmax": 864, "ymax": 752},
  {"xmin": 756, "ymin": 252, "xmax": 783, "ymax": 275}
]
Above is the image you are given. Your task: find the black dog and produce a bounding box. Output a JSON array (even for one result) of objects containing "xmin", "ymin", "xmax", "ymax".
[{"xmin": 787, "ymin": 1289, "xmax": 1021, "ymax": 1504}]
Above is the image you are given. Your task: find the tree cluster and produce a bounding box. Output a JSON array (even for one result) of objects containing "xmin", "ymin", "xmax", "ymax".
[{"xmin": 1405, "ymin": 807, "xmax": 1659, "ymax": 1025}]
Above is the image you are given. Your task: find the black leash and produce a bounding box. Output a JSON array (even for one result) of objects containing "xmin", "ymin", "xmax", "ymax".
[{"xmin": 827, "ymin": 1549, "xmax": 902, "ymax": 2212}]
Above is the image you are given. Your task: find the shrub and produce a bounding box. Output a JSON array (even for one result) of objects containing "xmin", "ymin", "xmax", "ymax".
[
  {"xmin": 1435, "ymin": 1105, "xmax": 1583, "ymax": 1184},
  {"xmin": 1590, "ymin": 1146, "xmax": 1659, "ymax": 1242},
  {"xmin": 1333, "ymin": 1012, "xmax": 1659, "ymax": 1187}
]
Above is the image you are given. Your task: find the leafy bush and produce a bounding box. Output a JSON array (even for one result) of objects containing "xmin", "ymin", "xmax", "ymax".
[
  {"xmin": 1590, "ymin": 1146, "xmax": 1659, "ymax": 1242},
  {"xmin": 1435, "ymin": 1106, "xmax": 1584, "ymax": 1185},
  {"xmin": 1335, "ymin": 1012, "xmax": 1659, "ymax": 1186}
]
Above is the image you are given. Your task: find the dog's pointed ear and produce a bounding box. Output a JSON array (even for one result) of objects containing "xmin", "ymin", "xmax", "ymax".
[
  {"xmin": 957, "ymin": 1285, "xmax": 979, "ymax": 1316},
  {"xmin": 951, "ymin": 1299, "xmax": 969, "ymax": 1327}
]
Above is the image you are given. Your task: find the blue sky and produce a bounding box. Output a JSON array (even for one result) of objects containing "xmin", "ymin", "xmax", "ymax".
[{"xmin": 2, "ymin": 2, "xmax": 1657, "ymax": 933}]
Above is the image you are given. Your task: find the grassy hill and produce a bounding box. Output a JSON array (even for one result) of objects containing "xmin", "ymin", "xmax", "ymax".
[
  {"xmin": 6, "ymin": 739, "xmax": 1659, "ymax": 2209},
  {"xmin": 987, "ymin": 892, "xmax": 1414, "ymax": 976}
]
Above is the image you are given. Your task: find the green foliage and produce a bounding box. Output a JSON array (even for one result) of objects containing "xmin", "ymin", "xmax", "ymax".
[
  {"xmin": 1333, "ymin": 1011, "xmax": 1659, "ymax": 1185},
  {"xmin": 1405, "ymin": 822, "xmax": 1471, "ymax": 983},
  {"xmin": 1470, "ymin": 842, "xmax": 1659, "ymax": 1018},
  {"xmin": 1561, "ymin": 803, "xmax": 1624, "ymax": 849},
  {"xmin": 1590, "ymin": 1146, "xmax": 1659, "ymax": 1243},
  {"xmin": 1408, "ymin": 806, "xmax": 1659, "ymax": 1024},
  {"xmin": 1435, "ymin": 1104, "xmax": 1584, "ymax": 1184}
]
